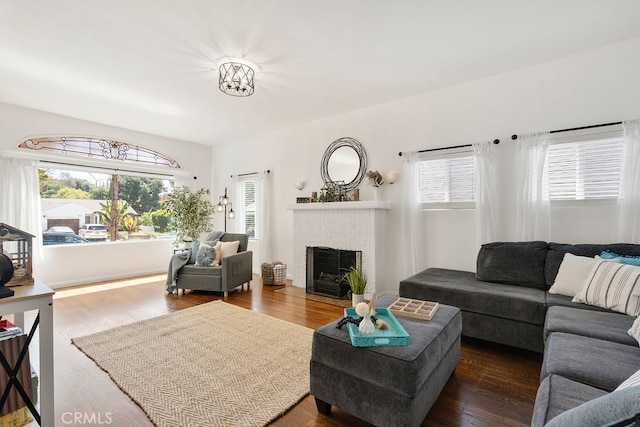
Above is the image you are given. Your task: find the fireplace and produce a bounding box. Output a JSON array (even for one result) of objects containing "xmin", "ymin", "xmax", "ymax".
[
  {"xmin": 306, "ymin": 246, "xmax": 362, "ymax": 298},
  {"xmin": 288, "ymin": 201, "xmax": 390, "ymax": 296}
]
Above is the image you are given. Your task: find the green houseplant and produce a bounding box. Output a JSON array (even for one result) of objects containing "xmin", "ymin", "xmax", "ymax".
[
  {"xmin": 163, "ymin": 186, "xmax": 215, "ymax": 245},
  {"xmin": 343, "ymin": 265, "xmax": 367, "ymax": 306}
]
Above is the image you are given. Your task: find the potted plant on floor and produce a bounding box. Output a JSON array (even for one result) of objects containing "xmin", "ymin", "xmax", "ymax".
[
  {"xmin": 163, "ymin": 186, "xmax": 215, "ymax": 247},
  {"xmin": 344, "ymin": 265, "xmax": 367, "ymax": 307}
]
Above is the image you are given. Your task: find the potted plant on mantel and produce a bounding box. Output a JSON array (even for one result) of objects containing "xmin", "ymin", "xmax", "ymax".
[
  {"xmin": 344, "ymin": 265, "xmax": 367, "ymax": 307},
  {"xmin": 163, "ymin": 186, "xmax": 215, "ymax": 247}
]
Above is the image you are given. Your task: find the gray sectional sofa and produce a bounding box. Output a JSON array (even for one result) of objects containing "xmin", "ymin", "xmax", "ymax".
[
  {"xmin": 399, "ymin": 241, "xmax": 640, "ymax": 352},
  {"xmin": 399, "ymin": 241, "xmax": 640, "ymax": 426}
]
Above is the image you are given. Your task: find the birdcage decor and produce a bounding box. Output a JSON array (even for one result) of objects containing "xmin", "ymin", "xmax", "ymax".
[{"xmin": 0, "ymin": 224, "xmax": 34, "ymax": 286}]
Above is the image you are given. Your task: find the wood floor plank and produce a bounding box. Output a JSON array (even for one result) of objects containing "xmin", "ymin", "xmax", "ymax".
[{"xmin": 27, "ymin": 274, "xmax": 541, "ymax": 426}]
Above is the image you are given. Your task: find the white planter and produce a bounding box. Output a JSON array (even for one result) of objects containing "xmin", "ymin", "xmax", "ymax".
[{"xmin": 352, "ymin": 293, "xmax": 365, "ymax": 307}]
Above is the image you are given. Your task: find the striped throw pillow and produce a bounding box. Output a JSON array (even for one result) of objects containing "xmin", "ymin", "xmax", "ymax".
[
  {"xmin": 616, "ymin": 368, "xmax": 640, "ymax": 391},
  {"xmin": 572, "ymin": 259, "xmax": 640, "ymax": 316}
]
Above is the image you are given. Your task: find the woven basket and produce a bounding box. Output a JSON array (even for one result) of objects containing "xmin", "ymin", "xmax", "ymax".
[
  {"xmin": 261, "ymin": 263, "xmax": 275, "ymax": 285},
  {"xmin": 273, "ymin": 264, "xmax": 287, "ymax": 285}
]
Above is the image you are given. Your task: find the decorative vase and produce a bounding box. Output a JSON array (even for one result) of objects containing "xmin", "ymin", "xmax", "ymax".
[
  {"xmin": 358, "ymin": 312, "xmax": 375, "ymax": 334},
  {"xmin": 352, "ymin": 293, "xmax": 365, "ymax": 307}
]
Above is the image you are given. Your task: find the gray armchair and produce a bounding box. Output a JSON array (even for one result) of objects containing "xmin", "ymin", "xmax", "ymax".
[{"xmin": 175, "ymin": 232, "xmax": 253, "ymax": 297}]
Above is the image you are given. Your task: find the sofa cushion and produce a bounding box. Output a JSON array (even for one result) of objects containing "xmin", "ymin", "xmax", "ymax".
[
  {"xmin": 545, "ymin": 242, "xmax": 640, "ymax": 288},
  {"xmin": 548, "ymin": 253, "xmax": 599, "ymax": 297},
  {"xmin": 545, "ymin": 293, "xmax": 615, "ymax": 313},
  {"xmin": 541, "ymin": 332, "xmax": 640, "ymax": 391},
  {"xmin": 179, "ymin": 264, "xmax": 222, "ymax": 277},
  {"xmin": 572, "ymin": 259, "xmax": 640, "ymax": 316},
  {"xmin": 399, "ymin": 268, "xmax": 547, "ymax": 325},
  {"xmin": 543, "ymin": 306, "xmax": 637, "ymax": 346},
  {"xmin": 476, "ymin": 241, "xmax": 548, "ymax": 289},
  {"xmin": 544, "ymin": 383, "xmax": 640, "ymax": 427},
  {"xmin": 531, "ymin": 374, "xmax": 608, "ymax": 427}
]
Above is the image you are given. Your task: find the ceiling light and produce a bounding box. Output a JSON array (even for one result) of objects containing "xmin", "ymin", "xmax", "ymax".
[{"xmin": 218, "ymin": 58, "xmax": 257, "ymax": 97}]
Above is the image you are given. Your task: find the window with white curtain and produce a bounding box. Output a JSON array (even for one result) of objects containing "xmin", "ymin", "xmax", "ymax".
[
  {"xmin": 417, "ymin": 148, "xmax": 475, "ymax": 209},
  {"xmin": 238, "ymin": 178, "xmax": 257, "ymax": 238},
  {"xmin": 546, "ymin": 126, "xmax": 624, "ymax": 201}
]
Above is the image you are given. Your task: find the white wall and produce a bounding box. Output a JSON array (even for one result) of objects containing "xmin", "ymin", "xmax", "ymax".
[
  {"xmin": 40, "ymin": 238, "xmax": 174, "ymax": 288},
  {"xmin": 212, "ymin": 37, "xmax": 640, "ymax": 294},
  {"xmin": 0, "ymin": 103, "xmax": 213, "ymax": 286}
]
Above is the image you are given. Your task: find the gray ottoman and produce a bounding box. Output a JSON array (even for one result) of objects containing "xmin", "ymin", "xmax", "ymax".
[{"xmin": 310, "ymin": 295, "xmax": 462, "ymax": 427}]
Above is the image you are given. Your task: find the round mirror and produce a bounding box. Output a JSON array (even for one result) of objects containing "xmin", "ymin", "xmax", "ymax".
[
  {"xmin": 321, "ymin": 137, "xmax": 367, "ymax": 192},
  {"xmin": 328, "ymin": 146, "xmax": 360, "ymax": 184}
]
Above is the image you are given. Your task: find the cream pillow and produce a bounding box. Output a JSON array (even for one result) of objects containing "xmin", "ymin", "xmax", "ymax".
[
  {"xmin": 212, "ymin": 240, "xmax": 240, "ymax": 266},
  {"xmin": 573, "ymin": 258, "xmax": 640, "ymax": 316},
  {"xmin": 548, "ymin": 253, "xmax": 599, "ymax": 297},
  {"xmin": 629, "ymin": 315, "xmax": 640, "ymax": 346},
  {"xmin": 220, "ymin": 240, "xmax": 240, "ymax": 258},
  {"xmin": 212, "ymin": 241, "xmax": 223, "ymax": 266}
]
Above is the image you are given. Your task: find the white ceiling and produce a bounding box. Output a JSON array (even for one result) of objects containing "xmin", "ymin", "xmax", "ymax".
[{"xmin": 2, "ymin": 1, "xmax": 640, "ymax": 146}]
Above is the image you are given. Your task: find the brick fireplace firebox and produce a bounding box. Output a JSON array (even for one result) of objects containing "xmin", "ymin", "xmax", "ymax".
[
  {"xmin": 288, "ymin": 201, "xmax": 390, "ymax": 298},
  {"xmin": 306, "ymin": 246, "xmax": 362, "ymax": 298}
]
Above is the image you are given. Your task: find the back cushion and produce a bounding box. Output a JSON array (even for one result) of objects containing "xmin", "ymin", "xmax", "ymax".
[
  {"xmin": 476, "ymin": 241, "xmax": 548, "ymax": 289},
  {"xmin": 545, "ymin": 243, "xmax": 640, "ymax": 288}
]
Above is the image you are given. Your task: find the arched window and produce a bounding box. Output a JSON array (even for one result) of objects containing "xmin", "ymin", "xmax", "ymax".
[{"xmin": 19, "ymin": 136, "xmax": 180, "ymax": 169}]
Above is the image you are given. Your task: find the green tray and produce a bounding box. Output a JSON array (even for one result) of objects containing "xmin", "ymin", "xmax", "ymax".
[{"xmin": 344, "ymin": 307, "xmax": 409, "ymax": 347}]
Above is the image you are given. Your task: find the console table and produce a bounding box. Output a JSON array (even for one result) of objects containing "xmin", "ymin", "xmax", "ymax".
[{"xmin": 0, "ymin": 282, "xmax": 54, "ymax": 427}]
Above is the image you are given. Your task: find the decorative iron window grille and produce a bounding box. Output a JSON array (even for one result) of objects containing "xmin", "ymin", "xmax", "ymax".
[{"xmin": 19, "ymin": 136, "xmax": 180, "ymax": 169}]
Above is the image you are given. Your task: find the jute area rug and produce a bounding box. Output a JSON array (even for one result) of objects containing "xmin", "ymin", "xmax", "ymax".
[
  {"xmin": 72, "ymin": 301, "xmax": 313, "ymax": 427},
  {"xmin": 274, "ymin": 285, "xmax": 352, "ymax": 308}
]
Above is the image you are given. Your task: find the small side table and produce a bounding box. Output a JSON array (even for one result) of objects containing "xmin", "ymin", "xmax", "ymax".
[{"xmin": 0, "ymin": 282, "xmax": 54, "ymax": 427}]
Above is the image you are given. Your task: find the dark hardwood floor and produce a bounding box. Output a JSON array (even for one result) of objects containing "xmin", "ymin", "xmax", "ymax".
[{"xmin": 34, "ymin": 274, "xmax": 541, "ymax": 426}]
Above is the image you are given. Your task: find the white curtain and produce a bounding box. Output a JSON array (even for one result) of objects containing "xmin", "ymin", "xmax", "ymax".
[
  {"xmin": 401, "ymin": 151, "xmax": 426, "ymax": 277},
  {"xmin": 514, "ymin": 132, "xmax": 550, "ymax": 241},
  {"xmin": 0, "ymin": 155, "xmax": 43, "ymax": 262},
  {"xmin": 617, "ymin": 119, "xmax": 640, "ymax": 243},
  {"xmin": 256, "ymin": 171, "xmax": 272, "ymax": 264},
  {"xmin": 233, "ymin": 171, "xmax": 272, "ymax": 265},
  {"xmin": 473, "ymin": 141, "xmax": 499, "ymax": 244}
]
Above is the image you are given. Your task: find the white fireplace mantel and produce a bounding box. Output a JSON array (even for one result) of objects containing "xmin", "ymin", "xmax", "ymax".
[
  {"xmin": 287, "ymin": 200, "xmax": 391, "ymax": 211},
  {"xmin": 288, "ymin": 201, "xmax": 390, "ymax": 296}
]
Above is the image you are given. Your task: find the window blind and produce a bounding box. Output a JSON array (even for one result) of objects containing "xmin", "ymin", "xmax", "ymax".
[
  {"xmin": 417, "ymin": 149, "xmax": 475, "ymax": 206},
  {"xmin": 547, "ymin": 130, "xmax": 624, "ymax": 201}
]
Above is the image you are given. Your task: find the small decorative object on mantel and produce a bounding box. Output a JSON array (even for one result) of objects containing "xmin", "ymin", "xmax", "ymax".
[
  {"xmin": 365, "ymin": 170, "xmax": 384, "ymax": 187},
  {"xmin": 319, "ymin": 181, "xmax": 345, "ymax": 202},
  {"xmin": 0, "ymin": 223, "xmax": 34, "ymax": 287}
]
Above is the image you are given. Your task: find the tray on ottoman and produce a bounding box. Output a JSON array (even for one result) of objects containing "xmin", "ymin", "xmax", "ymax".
[
  {"xmin": 388, "ymin": 297, "xmax": 440, "ymax": 320},
  {"xmin": 344, "ymin": 307, "xmax": 409, "ymax": 347}
]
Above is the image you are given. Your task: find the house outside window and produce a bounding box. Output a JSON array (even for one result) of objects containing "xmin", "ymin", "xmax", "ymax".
[{"xmin": 39, "ymin": 167, "xmax": 173, "ymax": 242}]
